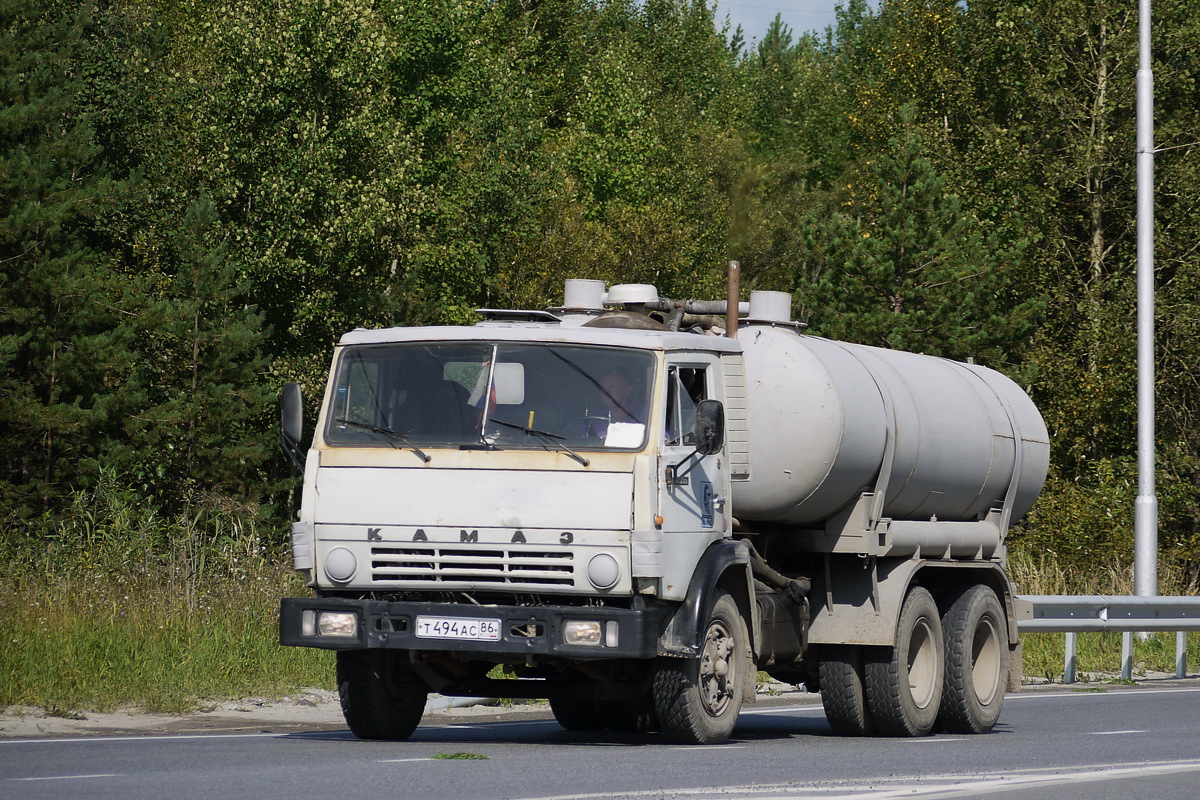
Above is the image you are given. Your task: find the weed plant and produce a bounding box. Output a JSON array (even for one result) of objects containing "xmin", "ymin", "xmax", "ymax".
[
  {"xmin": 0, "ymin": 472, "xmax": 331, "ymax": 713},
  {"xmin": 1008, "ymin": 546, "xmax": 1199, "ymax": 682}
]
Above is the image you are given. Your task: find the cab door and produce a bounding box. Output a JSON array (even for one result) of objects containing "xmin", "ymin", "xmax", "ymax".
[{"xmin": 658, "ymin": 356, "xmax": 728, "ymax": 535}]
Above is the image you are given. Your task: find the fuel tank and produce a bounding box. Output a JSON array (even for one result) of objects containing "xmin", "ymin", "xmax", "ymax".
[{"xmin": 734, "ymin": 323, "xmax": 1049, "ymax": 527}]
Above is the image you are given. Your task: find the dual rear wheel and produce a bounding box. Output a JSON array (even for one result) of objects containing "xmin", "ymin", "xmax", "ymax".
[{"xmin": 820, "ymin": 584, "xmax": 1008, "ymax": 737}]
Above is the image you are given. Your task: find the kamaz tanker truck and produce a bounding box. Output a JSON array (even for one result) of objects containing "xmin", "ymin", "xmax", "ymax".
[{"xmin": 278, "ymin": 276, "xmax": 1049, "ymax": 744}]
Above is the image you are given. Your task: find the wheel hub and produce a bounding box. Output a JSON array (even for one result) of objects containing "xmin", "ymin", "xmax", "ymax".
[{"xmin": 700, "ymin": 622, "xmax": 736, "ymax": 716}]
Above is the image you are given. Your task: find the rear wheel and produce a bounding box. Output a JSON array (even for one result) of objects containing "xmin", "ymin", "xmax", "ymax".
[
  {"xmin": 337, "ymin": 651, "xmax": 428, "ymax": 741},
  {"xmin": 820, "ymin": 646, "xmax": 875, "ymax": 736},
  {"xmin": 653, "ymin": 591, "xmax": 747, "ymax": 744},
  {"xmin": 938, "ymin": 585, "xmax": 1007, "ymax": 733},
  {"xmin": 865, "ymin": 587, "xmax": 944, "ymax": 737},
  {"xmin": 549, "ymin": 698, "xmax": 605, "ymax": 732},
  {"xmin": 597, "ymin": 694, "xmax": 659, "ymax": 733}
]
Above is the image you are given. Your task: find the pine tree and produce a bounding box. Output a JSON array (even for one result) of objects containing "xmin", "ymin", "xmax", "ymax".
[
  {"xmin": 0, "ymin": 0, "xmax": 137, "ymax": 517},
  {"xmin": 797, "ymin": 108, "xmax": 1035, "ymax": 368},
  {"xmin": 120, "ymin": 196, "xmax": 271, "ymax": 507}
]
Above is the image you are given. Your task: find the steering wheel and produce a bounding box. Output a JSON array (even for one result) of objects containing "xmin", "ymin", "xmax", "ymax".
[{"xmin": 570, "ymin": 416, "xmax": 610, "ymax": 437}]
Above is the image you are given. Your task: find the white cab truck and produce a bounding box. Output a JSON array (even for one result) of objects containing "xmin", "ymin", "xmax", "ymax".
[{"xmin": 278, "ymin": 277, "xmax": 1049, "ymax": 744}]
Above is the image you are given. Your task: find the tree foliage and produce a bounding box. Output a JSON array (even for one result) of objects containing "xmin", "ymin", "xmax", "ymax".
[{"xmin": 2, "ymin": 0, "xmax": 1199, "ymax": 581}]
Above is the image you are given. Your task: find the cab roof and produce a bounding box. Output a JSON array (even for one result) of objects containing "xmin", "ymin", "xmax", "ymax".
[{"xmin": 337, "ymin": 322, "xmax": 744, "ymax": 353}]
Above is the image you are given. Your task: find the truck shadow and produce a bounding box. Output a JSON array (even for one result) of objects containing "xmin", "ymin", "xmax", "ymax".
[{"xmin": 283, "ymin": 712, "xmax": 847, "ymax": 746}]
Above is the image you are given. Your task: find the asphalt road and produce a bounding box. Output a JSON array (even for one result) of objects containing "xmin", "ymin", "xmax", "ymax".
[{"xmin": 2, "ymin": 685, "xmax": 1199, "ymax": 800}]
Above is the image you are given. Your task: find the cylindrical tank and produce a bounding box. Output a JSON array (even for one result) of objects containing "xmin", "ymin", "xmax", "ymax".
[{"xmin": 735, "ymin": 324, "xmax": 1049, "ymax": 527}]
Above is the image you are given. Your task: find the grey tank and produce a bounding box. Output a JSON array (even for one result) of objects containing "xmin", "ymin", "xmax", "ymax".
[{"xmin": 735, "ymin": 325, "xmax": 1050, "ymax": 527}]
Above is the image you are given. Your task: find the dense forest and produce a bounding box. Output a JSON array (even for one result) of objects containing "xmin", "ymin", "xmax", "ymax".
[{"xmin": 3, "ymin": 0, "xmax": 1199, "ymax": 583}]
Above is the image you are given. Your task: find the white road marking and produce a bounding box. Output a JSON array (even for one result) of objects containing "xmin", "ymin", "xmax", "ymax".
[
  {"xmin": 672, "ymin": 745, "xmax": 748, "ymax": 750},
  {"xmin": 0, "ymin": 718, "xmax": 557, "ymax": 746},
  {"xmin": 1006, "ymin": 686, "xmax": 1200, "ymax": 700},
  {"xmin": 503, "ymin": 759, "xmax": 1200, "ymax": 800},
  {"xmin": 1087, "ymin": 729, "xmax": 1148, "ymax": 735},
  {"xmin": 0, "ymin": 685, "xmax": 1194, "ymax": 746},
  {"xmin": 740, "ymin": 705, "xmax": 824, "ymax": 716},
  {"xmin": 745, "ymin": 685, "xmax": 1200, "ymax": 716},
  {"xmin": 9, "ymin": 773, "xmax": 120, "ymax": 782},
  {"xmin": 0, "ymin": 732, "xmax": 284, "ymax": 745}
]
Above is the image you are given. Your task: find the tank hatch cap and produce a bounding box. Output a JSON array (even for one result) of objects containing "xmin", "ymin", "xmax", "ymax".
[
  {"xmin": 606, "ymin": 284, "xmax": 660, "ymax": 306},
  {"xmin": 563, "ymin": 279, "xmax": 607, "ymax": 312},
  {"xmin": 747, "ymin": 291, "xmax": 805, "ymax": 329}
]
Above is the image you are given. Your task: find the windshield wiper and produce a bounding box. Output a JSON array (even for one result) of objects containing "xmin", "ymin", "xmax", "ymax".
[
  {"xmin": 334, "ymin": 417, "xmax": 431, "ymax": 463},
  {"xmin": 488, "ymin": 418, "xmax": 590, "ymax": 467}
]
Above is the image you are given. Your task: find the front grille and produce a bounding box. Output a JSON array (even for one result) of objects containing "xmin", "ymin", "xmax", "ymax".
[{"xmin": 370, "ymin": 545, "xmax": 575, "ymax": 588}]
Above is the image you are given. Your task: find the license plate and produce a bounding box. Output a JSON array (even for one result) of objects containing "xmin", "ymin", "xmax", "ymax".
[{"xmin": 415, "ymin": 616, "xmax": 501, "ymax": 642}]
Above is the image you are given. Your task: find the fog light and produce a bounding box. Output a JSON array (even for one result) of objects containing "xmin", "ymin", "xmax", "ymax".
[
  {"xmin": 301, "ymin": 609, "xmax": 317, "ymax": 637},
  {"xmin": 324, "ymin": 547, "xmax": 357, "ymax": 583},
  {"xmin": 586, "ymin": 553, "xmax": 620, "ymax": 590},
  {"xmin": 318, "ymin": 611, "xmax": 358, "ymax": 638},
  {"xmin": 563, "ymin": 620, "xmax": 602, "ymax": 646}
]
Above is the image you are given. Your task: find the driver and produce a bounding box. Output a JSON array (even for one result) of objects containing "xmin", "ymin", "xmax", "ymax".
[{"xmin": 574, "ymin": 369, "xmax": 646, "ymax": 438}]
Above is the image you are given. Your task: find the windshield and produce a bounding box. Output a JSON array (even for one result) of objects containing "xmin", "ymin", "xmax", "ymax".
[{"xmin": 325, "ymin": 342, "xmax": 656, "ymax": 451}]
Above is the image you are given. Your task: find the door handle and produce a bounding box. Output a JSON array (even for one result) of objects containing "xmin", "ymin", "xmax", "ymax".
[{"xmin": 665, "ymin": 464, "xmax": 689, "ymax": 486}]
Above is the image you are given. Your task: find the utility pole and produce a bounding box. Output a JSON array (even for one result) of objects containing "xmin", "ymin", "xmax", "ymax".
[{"xmin": 1134, "ymin": 0, "xmax": 1158, "ymax": 599}]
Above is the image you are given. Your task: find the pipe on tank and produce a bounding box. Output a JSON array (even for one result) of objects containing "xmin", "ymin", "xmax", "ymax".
[{"xmin": 726, "ymin": 261, "xmax": 741, "ymax": 339}]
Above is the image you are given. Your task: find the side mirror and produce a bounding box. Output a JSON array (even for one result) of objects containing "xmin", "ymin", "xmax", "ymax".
[
  {"xmin": 280, "ymin": 383, "xmax": 305, "ymax": 473},
  {"xmin": 280, "ymin": 383, "xmax": 304, "ymax": 445},
  {"xmin": 694, "ymin": 399, "xmax": 725, "ymax": 456}
]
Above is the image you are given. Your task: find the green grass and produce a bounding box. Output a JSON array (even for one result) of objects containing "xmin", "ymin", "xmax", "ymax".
[
  {"xmin": 432, "ymin": 752, "xmax": 489, "ymax": 760},
  {"xmin": 0, "ymin": 478, "xmax": 332, "ymax": 713},
  {"xmin": 1020, "ymin": 630, "xmax": 1200, "ymax": 682},
  {"xmin": 0, "ymin": 568, "xmax": 332, "ymax": 713}
]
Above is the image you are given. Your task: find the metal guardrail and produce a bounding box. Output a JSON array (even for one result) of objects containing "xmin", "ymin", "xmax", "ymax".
[{"xmin": 1018, "ymin": 595, "xmax": 1200, "ymax": 684}]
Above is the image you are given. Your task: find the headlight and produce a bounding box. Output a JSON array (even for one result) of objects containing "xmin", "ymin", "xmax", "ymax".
[
  {"xmin": 563, "ymin": 620, "xmax": 602, "ymax": 646},
  {"xmin": 317, "ymin": 611, "xmax": 358, "ymax": 638}
]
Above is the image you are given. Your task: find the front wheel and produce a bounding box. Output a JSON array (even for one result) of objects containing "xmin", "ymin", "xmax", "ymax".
[
  {"xmin": 337, "ymin": 650, "xmax": 428, "ymax": 740},
  {"xmin": 653, "ymin": 591, "xmax": 748, "ymax": 744}
]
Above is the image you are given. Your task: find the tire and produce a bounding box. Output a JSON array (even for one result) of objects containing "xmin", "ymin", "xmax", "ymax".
[
  {"xmin": 653, "ymin": 591, "xmax": 748, "ymax": 744},
  {"xmin": 938, "ymin": 585, "xmax": 1007, "ymax": 734},
  {"xmin": 820, "ymin": 646, "xmax": 875, "ymax": 736},
  {"xmin": 597, "ymin": 694, "xmax": 658, "ymax": 733},
  {"xmin": 865, "ymin": 586, "xmax": 944, "ymax": 737},
  {"xmin": 549, "ymin": 698, "xmax": 605, "ymax": 732},
  {"xmin": 336, "ymin": 650, "xmax": 428, "ymax": 740}
]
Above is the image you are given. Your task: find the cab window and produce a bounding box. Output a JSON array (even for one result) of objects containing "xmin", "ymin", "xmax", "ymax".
[{"xmin": 665, "ymin": 366, "xmax": 707, "ymax": 446}]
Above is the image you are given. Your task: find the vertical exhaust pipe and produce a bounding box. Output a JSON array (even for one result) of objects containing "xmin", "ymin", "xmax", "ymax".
[{"xmin": 726, "ymin": 260, "xmax": 741, "ymax": 339}]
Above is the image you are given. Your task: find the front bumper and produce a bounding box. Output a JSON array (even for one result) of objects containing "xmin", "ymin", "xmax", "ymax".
[{"xmin": 279, "ymin": 596, "xmax": 664, "ymax": 660}]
